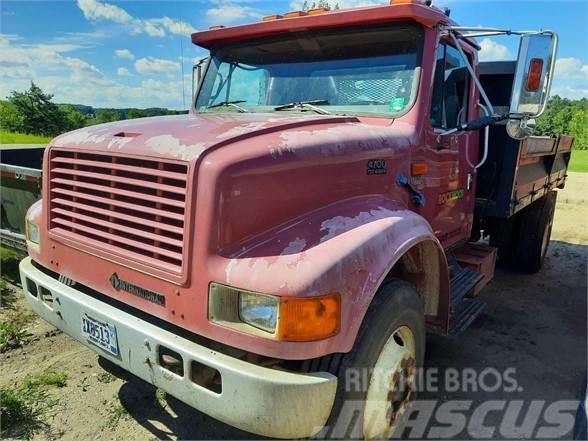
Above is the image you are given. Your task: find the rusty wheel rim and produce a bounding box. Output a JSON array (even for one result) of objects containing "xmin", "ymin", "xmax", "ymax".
[{"xmin": 363, "ymin": 325, "xmax": 416, "ymax": 439}]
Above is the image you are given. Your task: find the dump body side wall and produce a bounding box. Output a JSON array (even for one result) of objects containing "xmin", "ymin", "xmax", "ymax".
[
  {"xmin": 1, "ymin": 147, "xmax": 44, "ymax": 251},
  {"xmin": 476, "ymin": 61, "xmax": 572, "ymax": 219},
  {"xmin": 0, "ymin": 146, "xmax": 44, "ymax": 246}
]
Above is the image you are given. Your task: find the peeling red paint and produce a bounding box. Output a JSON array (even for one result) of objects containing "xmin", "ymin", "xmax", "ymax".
[{"xmin": 29, "ymin": 10, "xmax": 481, "ymax": 360}]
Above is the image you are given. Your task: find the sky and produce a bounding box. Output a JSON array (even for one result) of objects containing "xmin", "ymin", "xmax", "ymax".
[{"xmin": 1, "ymin": 0, "xmax": 587, "ymax": 110}]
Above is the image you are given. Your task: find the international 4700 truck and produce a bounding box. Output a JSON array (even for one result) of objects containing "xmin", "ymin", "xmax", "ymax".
[{"xmin": 20, "ymin": 1, "xmax": 573, "ymax": 438}]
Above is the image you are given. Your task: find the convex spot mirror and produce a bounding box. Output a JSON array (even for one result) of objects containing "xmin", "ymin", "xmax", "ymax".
[{"xmin": 508, "ymin": 31, "xmax": 558, "ymax": 139}]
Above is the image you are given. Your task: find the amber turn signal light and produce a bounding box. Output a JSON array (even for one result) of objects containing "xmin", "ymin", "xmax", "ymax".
[
  {"xmin": 526, "ymin": 58, "xmax": 544, "ymax": 92},
  {"xmin": 277, "ymin": 294, "xmax": 341, "ymax": 341},
  {"xmin": 411, "ymin": 162, "xmax": 428, "ymax": 176}
]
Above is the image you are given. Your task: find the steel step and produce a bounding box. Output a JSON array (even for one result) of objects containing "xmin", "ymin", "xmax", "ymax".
[
  {"xmin": 449, "ymin": 298, "xmax": 486, "ymax": 337},
  {"xmin": 447, "ymin": 262, "xmax": 486, "ymax": 337},
  {"xmin": 453, "ymin": 243, "xmax": 497, "ymax": 296},
  {"xmin": 449, "ymin": 266, "xmax": 485, "ymax": 309}
]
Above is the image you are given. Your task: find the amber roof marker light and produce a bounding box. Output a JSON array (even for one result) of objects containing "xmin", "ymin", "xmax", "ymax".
[
  {"xmin": 390, "ymin": 0, "xmax": 433, "ymax": 5},
  {"xmin": 283, "ymin": 10, "xmax": 308, "ymax": 18},
  {"xmin": 307, "ymin": 7, "xmax": 329, "ymax": 15},
  {"xmin": 262, "ymin": 14, "xmax": 283, "ymax": 21},
  {"xmin": 264, "ymin": 7, "xmax": 330, "ymax": 22}
]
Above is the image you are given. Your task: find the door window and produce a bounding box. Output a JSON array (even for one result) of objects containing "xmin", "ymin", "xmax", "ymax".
[{"xmin": 430, "ymin": 43, "xmax": 470, "ymax": 129}]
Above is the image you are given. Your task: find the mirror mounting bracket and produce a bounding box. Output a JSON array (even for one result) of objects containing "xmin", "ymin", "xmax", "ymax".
[
  {"xmin": 191, "ymin": 56, "xmax": 210, "ymax": 110},
  {"xmin": 440, "ymin": 25, "xmax": 558, "ymax": 141}
]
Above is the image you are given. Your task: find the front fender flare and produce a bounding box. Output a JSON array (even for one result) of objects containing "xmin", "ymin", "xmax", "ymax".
[{"xmin": 214, "ymin": 195, "xmax": 449, "ymax": 355}]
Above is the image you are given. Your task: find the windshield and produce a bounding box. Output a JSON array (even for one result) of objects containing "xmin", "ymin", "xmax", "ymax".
[{"xmin": 195, "ymin": 22, "xmax": 423, "ymax": 117}]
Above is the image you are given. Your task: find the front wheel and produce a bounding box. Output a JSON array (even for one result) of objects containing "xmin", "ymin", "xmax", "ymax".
[{"xmin": 324, "ymin": 280, "xmax": 425, "ymax": 439}]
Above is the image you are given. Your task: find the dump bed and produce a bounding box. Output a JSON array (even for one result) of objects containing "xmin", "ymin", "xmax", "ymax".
[
  {"xmin": 0, "ymin": 145, "xmax": 45, "ymax": 250},
  {"xmin": 476, "ymin": 61, "xmax": 573, "ymax": 219}
]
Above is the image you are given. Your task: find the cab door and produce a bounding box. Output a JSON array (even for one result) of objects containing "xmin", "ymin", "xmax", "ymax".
[{"xmin": 416, "ymin": 41, "xmax": 478, "ymax": 248}]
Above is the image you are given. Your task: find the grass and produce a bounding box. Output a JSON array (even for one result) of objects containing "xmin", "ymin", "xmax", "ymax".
[
  {"xmin": 96, "ymin": 371, "xmax": 116, "ymax": 384},
  {"xmin": 0, "ymin": 369, "xmax": 67, "ymax": 438},
  {"xmin": 107, "ymin": 397, "xmax": 129, "ymax": 428},
  {"xmin": 0, "ymin": 279, "xmax": 17, "ymax": 309},
  {"xmin": 154, "ymin": 388, "xmax": 168, "ymax": 410},
  {"xmin": 0, "ymin": 131, "xmax": 52, "ymax": 144},
  {"xmin": 0, "ymin": 246, "xmax": 26, "ymax": 283},
  {"xmin": 0, "ymin": 319, "xmax": 26, "ymax": 352},
  {"xmin": 0, "ymin": 312, "xmax": 33, "ymax": 353},
  {"xmin": 569, "ymin": 150, "xmax": 588, "ymax": 173},
  {"xmin": 0, "ymin": 379, "xmax": 60, "ymax": 439},
  {"xmin": 24, "ymin": 369, "xmax": 68, "ymax": 388}
]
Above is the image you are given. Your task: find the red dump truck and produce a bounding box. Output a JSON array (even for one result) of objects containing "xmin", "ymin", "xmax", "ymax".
[{"xmin": 20, "ymin": 1, "xmax": 572, "ymax": 439}]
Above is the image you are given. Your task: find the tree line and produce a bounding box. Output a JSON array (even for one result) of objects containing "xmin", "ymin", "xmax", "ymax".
[
  {"xmin": 302, "ymin": 0, "xmax": 340, "ymax": 10},
  {"xmin": 0, "ymin": 82, "xmax": 586, "ymax": 149},
  {"xmin": 0, "ymin": 82, "xmax": 186, "ymax": 137},
  {"xmin": 535, "ymin": 96, "xmax": 587, "ymax": 149}
]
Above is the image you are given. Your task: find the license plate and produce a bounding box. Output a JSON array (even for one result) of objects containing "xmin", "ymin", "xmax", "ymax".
[{"xmin": 81, "ymin": 313, "xmax": 119, "ymax": 356}]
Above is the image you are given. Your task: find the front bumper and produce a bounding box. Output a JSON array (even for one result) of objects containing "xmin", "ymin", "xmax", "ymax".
[{"xmin": 20, "ymin": 257, "xmax": 337, "ymax": 438}]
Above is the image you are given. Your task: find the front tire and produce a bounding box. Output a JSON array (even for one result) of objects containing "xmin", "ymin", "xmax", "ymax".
[{"xmin": 324, "ymin": 280, "xmax": 425, "ymax": 439}]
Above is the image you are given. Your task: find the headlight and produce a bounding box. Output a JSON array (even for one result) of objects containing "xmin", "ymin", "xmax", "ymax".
[
  {"xmin": 238, "ymin": 292, "xmax": 279, "ymax": 333},
  {"xmin": 209, "ymin": 282, "xmax": 341, "ymax": 341},
  {"xmin": 26, "ymin": 220, "xmax": 40, "ymax": 245}
]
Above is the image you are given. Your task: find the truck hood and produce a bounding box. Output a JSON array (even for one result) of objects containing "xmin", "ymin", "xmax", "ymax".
[{"xmin": 52, "ymin": 113, "xmax": 359, "ymax": 161}]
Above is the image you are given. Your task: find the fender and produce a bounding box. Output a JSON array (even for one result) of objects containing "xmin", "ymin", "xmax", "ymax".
[{"xmin": 215, "ymin": 194, "xmax": 450, "ymax": 357}]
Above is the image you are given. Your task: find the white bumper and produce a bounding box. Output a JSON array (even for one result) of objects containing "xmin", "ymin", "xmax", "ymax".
[{"xmin": 20, "ymin": 257, "xmax": 337, "ymax": 439}]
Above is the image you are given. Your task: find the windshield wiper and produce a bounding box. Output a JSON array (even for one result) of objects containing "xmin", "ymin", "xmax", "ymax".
[
  {"xmin": 206, "ymin": 100, "xmax": 249, "ymax": 113},
  {"xmin": 273, "ymin": 100, "xmax": 331, "ymax": 115}
]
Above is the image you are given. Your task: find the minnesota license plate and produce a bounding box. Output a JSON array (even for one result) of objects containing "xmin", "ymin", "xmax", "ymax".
[{"xmin": 81, "ymin": 313, "xmax": 119, "ymax": 356}]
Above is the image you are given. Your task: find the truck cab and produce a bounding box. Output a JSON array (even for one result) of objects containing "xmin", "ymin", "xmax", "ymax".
[{"xmin": 20, "ymin": 1, "xmax": 568, "ymax": 439}]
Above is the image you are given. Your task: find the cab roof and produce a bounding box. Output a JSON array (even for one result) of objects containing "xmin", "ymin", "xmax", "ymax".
[{"xmin": 191, "ymin": 2, "xmax": 453, "ymax": 50}]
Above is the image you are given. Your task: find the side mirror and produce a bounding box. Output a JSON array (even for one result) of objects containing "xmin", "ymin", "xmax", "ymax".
[{"xmin": 507, "ymin": 31, "xmax": 558, "ymax": 139}]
